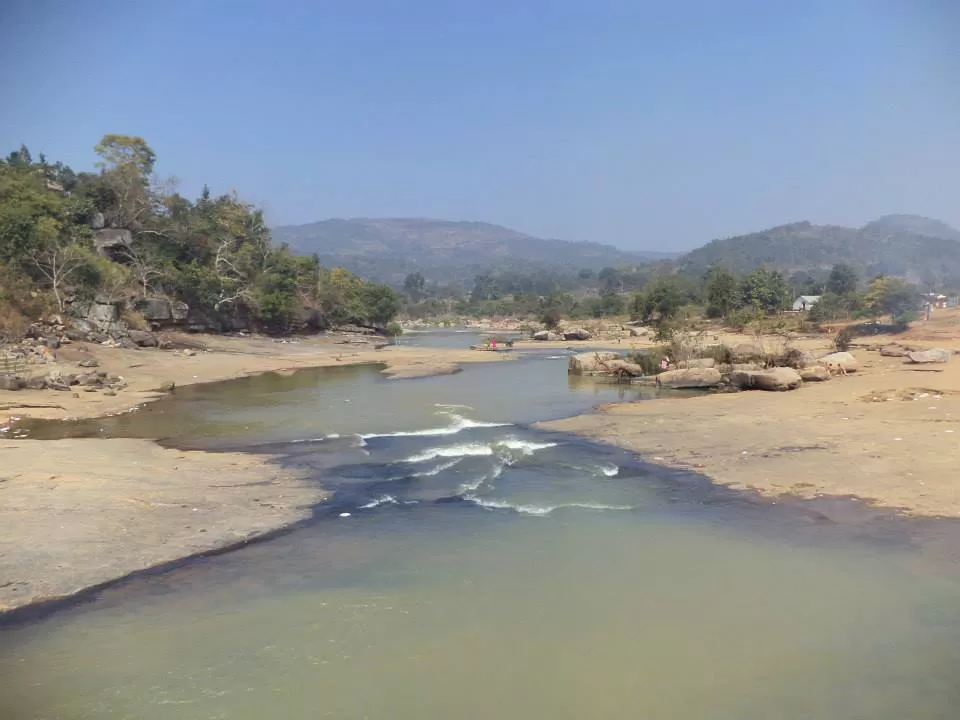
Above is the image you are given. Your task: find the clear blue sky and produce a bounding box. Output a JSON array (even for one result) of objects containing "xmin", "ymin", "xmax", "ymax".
[{"xmin": 3, "ymin": 0, "xmax": 958, "ymax": 250}]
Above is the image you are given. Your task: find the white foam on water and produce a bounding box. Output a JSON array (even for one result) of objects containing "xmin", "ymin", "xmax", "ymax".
[
  {"xmin": 467, "ymin": 497, "xmax": 633, "ymax": 516},
  {"xmin": 496, "ymin": 438, "xmax": 559, "ymax": 455},
  {"xmin": 600, "ymin": 464, "xmax": 619, "ymax": 477},
  {"xmin": 458, "ymin": 461, "xmax": 506, "ymax": 493},
  {"xmin": 410, "ymin": 458, "xmax": 464, "ymax": 477},
  {"xmin": 402, "ymin": 443, "xmax": 495, "ymax": 463},
  {"xmin": 434, "ymin": 403, "xmax": 475, "ymax": 410},
  {"xmin": 359, "ymin": 415, "xmax": 511, "ymax": 440},
  {"xmin": 289, "ymin": 433, "xmax": 341, "ymax": 444},
  {"xmin": 359, "ymin": 495, "xmax": 400, "ymax": 509}
]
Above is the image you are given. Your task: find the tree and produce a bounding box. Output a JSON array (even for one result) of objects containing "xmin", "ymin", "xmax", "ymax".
[
  {"xmin": 740, "ymin": 269, "xmax": 788, "ymax": 314},
  {"xmin": 704, "ymin": 266, "xmax": 739, "ymax": 318},
  {"xmin": 826, "ymin": 263, "xmax": 859, "ymax": 296},
  {"xmin": 403, "ymin": 272, "xmax": 426, "ymax": 301},
  {"xmin": 865, "ymin": 277, "xmax": 922, "ymax": 325},
  {"xmin": 29, "ymin": 238, "xmax": 90, "ymax": 312},
  {"xmin": 578, "ymin": 268, "xmax": 594, "ymax": 280},
  {"xmin": 598, "ymin": 266, "xmax": 619, "ymax": 292},
  {"xmin": 361, "ymin": 284, "xmax": 402, "ymax": 326},
  {"xmin": 94, "ymin": 134, "xmax": 156, "ymax": 176}
]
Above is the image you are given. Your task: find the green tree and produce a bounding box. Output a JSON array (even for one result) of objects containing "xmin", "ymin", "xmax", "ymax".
[
  {"xmin": 826, "ymin": 263, "xmax": 859, "ymax": 296},
  {"xmin": 94, "ymin": 134, "xmax": 156, "ymax": 176},
  {"xmin": 704, "ymin": 265, "xmax": 739, "ymax": 318},
  {"xmin": 740, "ymin": 269, "xmax": 788, "ymax": 314},
  {"xmin": 361, "ymin": 284, "xmax": 402, "ymax": 326},
  {"xmin": 865, "ymin": 277, "xmax": 922, "ymax": 325}
]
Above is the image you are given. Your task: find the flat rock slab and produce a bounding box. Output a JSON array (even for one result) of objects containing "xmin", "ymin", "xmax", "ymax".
[
  {"xmin": 0, "ymin": 439, "xmax": 322, "ymax": 613},
  {"xmin": 657, "ymin": 368, "xmax": 722, "ymax": 388}
]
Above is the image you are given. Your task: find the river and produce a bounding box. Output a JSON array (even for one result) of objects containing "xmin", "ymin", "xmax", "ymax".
[{"xmin": 3, "ymin": 333, "xmax": 960, "ymax": 719}]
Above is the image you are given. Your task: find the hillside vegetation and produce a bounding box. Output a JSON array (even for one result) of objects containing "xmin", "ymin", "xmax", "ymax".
[
  {"xmin": 0, "ymin": 137, "xmax": 400, "ymax": 338},
  {"xmin": 273, "ymin": 217, "xmax": 676, "ymax": 287},
  {"xmin": 676, "ymin": 215, "xmax": 960, "ymax": 290}
]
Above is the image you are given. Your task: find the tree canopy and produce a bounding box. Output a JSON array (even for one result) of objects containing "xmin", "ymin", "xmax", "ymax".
[{"xmin": 0, "ymin": 136, "xmax": 400, "ymax": 333}]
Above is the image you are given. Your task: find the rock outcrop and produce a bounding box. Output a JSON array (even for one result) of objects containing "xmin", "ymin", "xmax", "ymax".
[
  {"xmin": 818, "ymin": 351, "xmax": 858, "ymax": 372},
  {"xmin": 533, "ymin": 330, "xmax": 562, "ymax": 341},
  {"xmin": 568, "ymin": 352, "xmax": 622, "ymax": 375},
  {"xmin": 799, "ymin": 366, "xmax": 832, "ymax": 382},
  {"xmin": 656, "ymin": 368, "xmax": 722, "ymax": 389},
  {"xmin": 562, "ymin": 328, "xmax": 593, "ymax": 341},
  {"xmin": 905, "ymin": 349, "xmax": 951, "ymax": 364},
  {"xmin": 729, "ymin": 367, "xmax": 803, "ymax": 391}
]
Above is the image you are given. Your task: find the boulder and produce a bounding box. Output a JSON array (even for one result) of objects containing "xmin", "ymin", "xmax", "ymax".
[
  {"xmin": 678, "ymin": 358, "xmax": 716, "ymax": 369},
  {"xmin": 87, "ymin": 302, "xmax": 119, "ymax": 329},
  {"xmin": 25, "ymin": 376, "xmax": 47, "ymax": 390},
  {"xmin": 598, "ymin": 359, "xmax": 646, "ymax": 377},
  {"xmin": 799, "ymin": 365, "xmax": 832, "ymax": 382},
  {"xmin": 91, "ymin": 211, "xmax": 105, "ymax": 230},
  {"xmin": 880, "ymin": 345, "xmax": 911, "ymax": 358},
  {"xmin": 0, "ymin": 375, "xmax": 24, "ymax": 391},
  {"xmin": 656, "ymin": 368, "xmax": 722, "ymax": 389},
  {"xmin": 128, "ymin": 330, "xmax": 158, "ymax": 348},
  {"xmin": 137, "ymin": 297, "xmax": 172, "ymax": 322},
  {"xmin": 78, "ymin": 358, "xmax": 100, "ymax": 368},
  {"xmin": 568, "ymin": 352, "xmax": 622, "ymax": 375},
  {"xmin": 728, "ymin": 367, "xmax": 803, "ymax": 391},
  {"xmin": 532, "ymin": 330, "xmax": 562, "ymax": 341},
  {"xmin": 818, "ymin": 351, "xmax": 858, "ymax": 373},
  {"xmin": 93, "ymin": 228, "xmax": 132, "ymax": 255},
  {"xmin": 628, "ymin": 326, "xmax": 650, "ymax": 337},
  {"xmin": 781, "ymin": 348, "xmax": 818, "ymax": 369},
  {"xmin": 563, "ymin": 328, "xmax": 593, "ymax": 341},
  {"xmin": 171, "ymin": 301, "xmax": 189, "ymax": 322},
  {"xmin": 905, "ymin": 349, "xmax": 951, "ymax": 364},
  {"xmin": 752, "ymin": 367, "xmax": 803, "ymax": 391}
]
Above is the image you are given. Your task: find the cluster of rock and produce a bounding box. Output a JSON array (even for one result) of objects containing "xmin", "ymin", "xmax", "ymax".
[
  {"xmin": 0, "ymin": 356, "xmax": 125, "ymax": 395},
  {"xmin": 872, "ymin": 343, "xmax": 954, "ymax": 364},
  {"xmin": 533, "ymin": 328, "xmax": 594, "ymax": 341},
  {"xmin": 568, "ymin": 347, "xmax": 860, "ymax": 393}
]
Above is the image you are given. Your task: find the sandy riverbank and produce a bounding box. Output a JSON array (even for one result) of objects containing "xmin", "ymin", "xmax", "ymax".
[
  {"xmin": 0, "ymin": 439, "xmax": 323, "ymax": 614},
  {"xmin": 542, "ymin": 322, "xmax": 960, "ymax": 518}
]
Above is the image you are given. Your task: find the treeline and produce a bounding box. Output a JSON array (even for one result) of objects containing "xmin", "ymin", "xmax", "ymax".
[
  {"xmin": 401, "ymin": 263, "xmax": 925, "ymax": 328},
  {"xmin": 0, "ymin": 136, "xmax": 400, "ymax": 335}
]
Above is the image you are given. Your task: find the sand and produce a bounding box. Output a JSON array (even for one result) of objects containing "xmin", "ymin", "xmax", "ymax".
[{"xmin": 543, "ymin": 313, "xmax": 960, "ymax": 518}]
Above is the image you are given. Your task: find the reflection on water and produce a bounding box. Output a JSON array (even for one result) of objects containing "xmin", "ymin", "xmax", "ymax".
[{"xmin": 4, "ymin": 333, "xmax": 960, "ymax": 719}]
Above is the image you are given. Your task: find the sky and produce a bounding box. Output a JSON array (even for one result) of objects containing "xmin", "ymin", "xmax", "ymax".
[{"xmin": 2, "ymin": 0, "xmax": 958, "ymax": 251}]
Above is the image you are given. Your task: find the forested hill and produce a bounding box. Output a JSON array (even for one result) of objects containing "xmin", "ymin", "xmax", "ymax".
[
  {"xmin": 272, "ymin": 218, "xmax": 676, "ymax": 287},
  {"xmin": 674, "ymin": 215, "xmax": 960, "ymax": 289}
]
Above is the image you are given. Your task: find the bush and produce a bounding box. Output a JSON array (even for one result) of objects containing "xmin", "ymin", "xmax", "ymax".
[
  {"xmin": 705, "ymin": 344, "xmax": 734, "ymax": 365},
  {"xmin": 631, "ymin": 346, "xmax": 670, "ymax": 375},
  {"xmin": 834, "ymin": 326, "xmax": 856, "ymax": 352},
  {"xmin": 384, "ymin": 321, "xmax": 403, "ymax": 337}
]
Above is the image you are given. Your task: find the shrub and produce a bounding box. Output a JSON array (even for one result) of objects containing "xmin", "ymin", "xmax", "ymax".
[
  {"xmin": 384, "ymin": 321, "xmax": 403, "ymax": 337},
  {"xmin": 834, "ymin": 326, "xmax": 856, "ymax": 352},
  {"xmin": 631, "ymin": 346, "xmax": 670, "ymax": 375}
]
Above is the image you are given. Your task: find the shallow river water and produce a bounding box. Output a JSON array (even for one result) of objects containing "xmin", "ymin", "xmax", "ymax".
[{"xmin": 3, "ymin": 333, "xmax": 960, "ymax": 719}]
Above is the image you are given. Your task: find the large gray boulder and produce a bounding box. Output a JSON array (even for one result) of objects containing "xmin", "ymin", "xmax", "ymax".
[
  {"xmin": 170, "ymin": 302, "xmax": 189, "ymax": 322},
  {"xmin": 819, "ymin": 351, "xmax": 858, "ymax": 372},
  {"xmin": 657, "ymin": 368, "xmax": 722, "ymax": 389},
  {"xmin": 678, "ymin": 358, "xmax": 716, "ymax": 369},
  {"xmin": 568, "ymin": 352, "xmax": 622, "ymax": 375},
  {"xmin": 137, "ymin": 297, "xmax": 172, "ymax": 321},
  {"xmin": 87, "ymin": 302, "xmax": 119, "ymax": 328},
  {"xmin": 93, "ymin": 228, "xmax": 132, "ymax": 255},
  {"xmin": 563, "ymin": 328, "xmax": 593, "ymax": 341},
  {"xmin": 905, "ymin": 349, "xmax": 951, "ymax": 364},
  {"xmin": 128, "ymin": 330, "xmax": 158, "ymax": 348},
  {"xmin": 533, "ymin": 330, "xmax": 562, "ymax": 341},
  {"xmin": 628, "ymin": 326, "xmax": 650, "ymax": 337},
  {"xmin": 799, "ymin": 365, "xmax": 832, "ymax": 382},
  {"xmin": 728, "ymin": 367, "xmax": 803, "ymax": 391},
  {"xmin": 880, "ymin": 345, "xmax": 911, "ymax": 357}
]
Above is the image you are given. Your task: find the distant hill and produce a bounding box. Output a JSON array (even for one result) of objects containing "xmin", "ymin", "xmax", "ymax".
[
  {"xmin": 272, "ymin": 218, "xmax": 676, "ymax": 286},
  {"xmin": 673, "ymin": 215, "xmax": 960, "ymax": 290}
]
